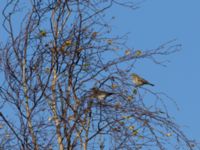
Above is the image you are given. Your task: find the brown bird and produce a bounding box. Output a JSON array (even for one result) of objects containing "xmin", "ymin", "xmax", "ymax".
[
  {"xmin": 131, "ymin": 73, "xmax": 154, "ymax": 87},
  {"xmin": 90, "ymin": 87, "xmax": 114, "ymax": 100}
]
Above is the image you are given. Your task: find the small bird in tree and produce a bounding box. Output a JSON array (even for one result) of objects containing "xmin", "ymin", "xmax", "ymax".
[
  {"xmin": 131, "ymin": 73, "xmax": 154, "ymax": 87},
  {"xmin": 90, "ymin": 87, "xmax": 114, "ymax": 100}
]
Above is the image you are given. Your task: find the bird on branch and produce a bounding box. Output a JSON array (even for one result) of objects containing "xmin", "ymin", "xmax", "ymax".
[
  {"xmin": 90, "ymin": 87, "xmax": 114, "ymax": 100},
  {"xmin": 131, "ymin": 73, "xmax": 154, "ymax": 87}
]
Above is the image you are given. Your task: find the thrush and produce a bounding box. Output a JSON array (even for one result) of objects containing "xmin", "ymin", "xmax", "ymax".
[
  {"xmin": 90, "ymin": 87, "xmax": 114, "ymax": 100},
  {"xmin": 131, "ymin": 73, "xmax": 154, "ymax": 87}
]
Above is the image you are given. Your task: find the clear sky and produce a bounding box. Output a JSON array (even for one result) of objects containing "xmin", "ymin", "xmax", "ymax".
[{"xmin": 110, "ymin": 0, "xmax": 200, "ymax": 142}]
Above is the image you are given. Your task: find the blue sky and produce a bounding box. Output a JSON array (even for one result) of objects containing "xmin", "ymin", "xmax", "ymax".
[{"xmin": 110, "ymin": 0, "xmax": 200, "ymax": 141}]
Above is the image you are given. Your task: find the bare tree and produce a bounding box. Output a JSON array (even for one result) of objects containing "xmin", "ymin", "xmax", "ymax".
[{"xmin": 0, "ymin": 0, "xmax": 197, "ymax": 150}]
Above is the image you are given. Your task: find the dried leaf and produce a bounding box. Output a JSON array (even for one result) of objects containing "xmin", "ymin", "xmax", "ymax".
[
  {"xmin": 91, "ymin": 32, "xmax": 98, "ymax": 38},
  {"xmin": 127, "ymin": 96, "xmax": 133, "ymax": 101},
  {"xmin": 112, "ymin": 84, "xmax": 117, "ymax": 89},
  {"xmin": 125, "ymin": 49, "xmax": 131, "ymax": 55},
  {"xmin": 65, "ymin": 40, "xmax": 72, "ymax": 46},
  {"xmin": 135, "ymin": 50, "xmax": 142, "ymax": 56},
  {"xmin": 39, "ymin": 30, "xmax": 47, "ymax": 37},
  {"xmin": 128, "ymin": 126, "xmax": 135, "ymax": 130},
  {"xmin": 165, "ymin": 133, "xmax": 172, "ymax": 137},
  {"xmin": 132, "ymin": 130, "xmax": 138, "ymax": 136},
  {"xmin": 107, "ymin": 39, "xmax": 113, "ymax": 45}
]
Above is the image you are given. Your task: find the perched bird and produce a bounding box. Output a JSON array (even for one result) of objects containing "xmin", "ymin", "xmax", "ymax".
[
  {"xmin": 131, "ymin": 73, "xmax": 154, "ymax": 87},
  {"xmin": 90, "ymin": 87, "xmax": 114, "ymax": 100}
]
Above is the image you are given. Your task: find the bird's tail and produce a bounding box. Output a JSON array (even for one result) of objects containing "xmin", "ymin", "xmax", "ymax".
[
  {"xmin": 148, "ymin": 83, "xmax": 154, "ymax": 86},
  {"xmin": 108, "ymin": 92, "xmax": 114, "ymax": 96}
]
